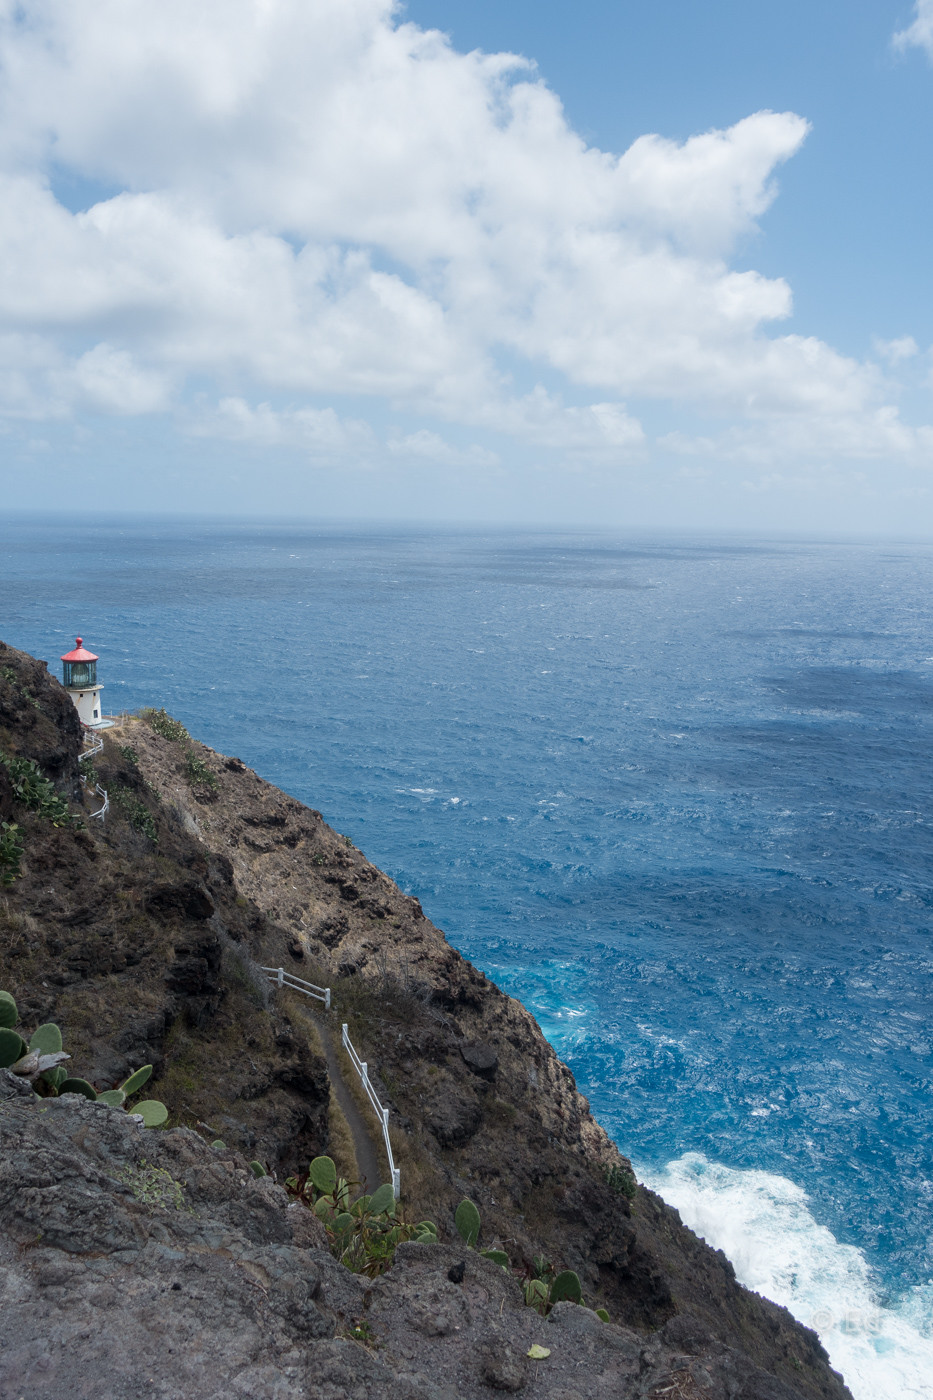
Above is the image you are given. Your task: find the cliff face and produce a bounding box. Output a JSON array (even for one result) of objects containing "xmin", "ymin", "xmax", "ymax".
[
  {"xmin": 0, "ymin": 639, "xmax": 851, "ymax": 1400},
  {"xmin": 0, "ymin": 1073, "xmax": 836, "ymax": 1400}
]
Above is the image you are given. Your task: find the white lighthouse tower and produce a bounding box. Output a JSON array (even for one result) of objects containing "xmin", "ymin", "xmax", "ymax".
[{"xmin": 61, "ymin": 638, "xmax": 111, "ymax": 729}]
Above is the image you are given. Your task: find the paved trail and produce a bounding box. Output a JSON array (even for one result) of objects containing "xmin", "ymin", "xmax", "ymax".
[{"xmin": 294, "ymin": 1003, "xmax": 384, "ymax": 1193}]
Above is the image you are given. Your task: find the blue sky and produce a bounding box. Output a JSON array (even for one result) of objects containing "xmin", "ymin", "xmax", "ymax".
[{"xmin": 1, "ymin": 0, "xmax": 933, "ymax": 531}]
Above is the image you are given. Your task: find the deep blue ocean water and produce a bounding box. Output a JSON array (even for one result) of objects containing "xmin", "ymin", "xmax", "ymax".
[{"xmin": 2, "ymin": 517, "xmax": 932, "ymax": 1395}]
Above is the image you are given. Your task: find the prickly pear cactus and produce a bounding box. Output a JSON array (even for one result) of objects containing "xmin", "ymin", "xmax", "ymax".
[
  {"xmin": 28, "ymin": 1023, "xmax": 62, "ymax": 1056},
  {"xmin": 58, "ymin": 1078, "xmax": 98, "ymax": 1100},
  {"xmin": 309, "ymin": 1155, "xmax": 338, "ymax": 1194},
  {"xmin": 119, "ymin": 1065, "xmax": 153, "ymax": 1097},
  {"xmin": 454, "ymin": 1198, "xmax": 481, "ymax": 1248},
  {"xmin": 549, "ymin": 1270, "xmax": 583, "ymax": 1305},
  {"xmin": 0, "ymin": 1027, "xmax": 27, "ymax": 1068},
  {"xmin": 0, "ymin": 991, "xmax": 18, "ymax": 1030}
]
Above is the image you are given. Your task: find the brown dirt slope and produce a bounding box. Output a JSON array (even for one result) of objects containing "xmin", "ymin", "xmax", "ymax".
[{"xmin": 0, "ymin": 639, "xmax": 850, "ymax": 1400}]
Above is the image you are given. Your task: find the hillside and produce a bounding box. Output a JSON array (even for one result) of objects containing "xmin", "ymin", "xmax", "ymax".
[{"xmin": 0, "ymin": 638, "xmax": 850, "ymax": 1400}]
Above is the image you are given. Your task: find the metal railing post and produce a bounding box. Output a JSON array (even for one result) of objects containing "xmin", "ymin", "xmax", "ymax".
[{"xmin": 277, "ymin": 967, "xmax": 284, "ymax": 988}]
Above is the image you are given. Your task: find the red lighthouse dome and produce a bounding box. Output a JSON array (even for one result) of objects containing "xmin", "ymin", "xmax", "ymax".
[{"xmin": 61, "ymin": 637, "xmax": 98, "ymax": 665}]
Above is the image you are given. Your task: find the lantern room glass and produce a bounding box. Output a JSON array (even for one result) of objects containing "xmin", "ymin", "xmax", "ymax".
[{"xmin": 63, "ymin": 660, "xmax": 96, "ymax": 688}]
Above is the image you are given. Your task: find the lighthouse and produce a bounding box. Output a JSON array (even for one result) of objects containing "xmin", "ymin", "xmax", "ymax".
[{"xmin": 61, "ymin": 638, "xmax": 111, "ymax": 729}]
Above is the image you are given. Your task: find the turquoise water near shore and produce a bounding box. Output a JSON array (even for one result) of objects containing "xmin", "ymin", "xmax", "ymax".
[{"xmin": 3, "ymin": 517, "xmax": 933, "ymax": 1396}]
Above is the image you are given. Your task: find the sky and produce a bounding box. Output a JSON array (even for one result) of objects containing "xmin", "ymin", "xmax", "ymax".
[{"xmin": 1, "ymin": 0, "xmax": 933, "ymax": 531}]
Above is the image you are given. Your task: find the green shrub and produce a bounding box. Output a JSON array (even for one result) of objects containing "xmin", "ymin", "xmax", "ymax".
[
  {"xmin": 0, "ymin": 754, "xmax": 81, "ymax": 828},
  {"xmin": 140, "ymin": 708, "xmax": 190, "ymax": 743},
  {"xmin": 184, "ymin": 751, "xmax": 218, "ymax": 792},
  {"xmin": 604, "ymin": 1164, "xmax": 637, "ymax": 1200},
  {"xmin": 110, "ymin": 786, "xmax": 158, "ymax": 842},
  {"xmin": 0, "ymin": 822, "xmax": 23, "ymax": 885},
  {"xmin": 119, "ymin": 745, "xmax": 139, "ymax": 766}
]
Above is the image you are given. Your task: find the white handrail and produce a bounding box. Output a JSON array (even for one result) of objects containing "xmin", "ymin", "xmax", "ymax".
[
  {"xmin": 80, "ymin": 733, "xmax": 108, "ymax": 820},
  {"xmin": 261, "ymin": 968, "xmax": 398, "ymax": 1196},
  {"xmin": 261, "ymin": 966, "xmax": 331, "ymax": 1009},
  {"xmin": 342, "ymin": 1022, "xmax": 400, "ymax": 1200}
]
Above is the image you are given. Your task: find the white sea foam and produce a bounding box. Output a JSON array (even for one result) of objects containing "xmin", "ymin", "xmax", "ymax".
[{"xmin": 638, "ymin": 1153, "xmax": 933, "ymax": 1400}]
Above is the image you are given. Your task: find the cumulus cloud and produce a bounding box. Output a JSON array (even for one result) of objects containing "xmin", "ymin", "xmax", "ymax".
[
  {"xmin": 874, "ymin": 335, "xmax": 920, "ymax": 363},
  {"xmin": 0, "ymin": 0, "xmax": 924, "ymax": 482},
  {"xmin": 387, "ymin": 430, "xmax": 499, "ymax": 468},
  {"xmin": 189, "ymin": 397, "xmax": 377, "ymax": 457},
  {"xmin": 894, "ymin": 1, "xmax": 933, "ymax": 58},
  {"xmin": 660, "ymin": 406, "xmax": 933, "ymax": 468}
]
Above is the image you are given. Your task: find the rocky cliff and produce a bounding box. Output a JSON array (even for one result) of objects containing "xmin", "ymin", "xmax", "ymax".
[{"xmin": 0, "ymin": 639, "xmax": 851, "ymax": 1400}]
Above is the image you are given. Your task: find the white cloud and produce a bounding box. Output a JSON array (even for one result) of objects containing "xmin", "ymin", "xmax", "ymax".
[
  {"xmin": 471, "ymin": 387, "xmax": 645, "ymax": 456},
  {"xmin": 387, "ymin": 430, "xmax": 498, "ymax": 468},
  {"xmin": 661, "ymin": 405, "xmax": 933, "ymax": 467},
  {"xmin": 874, "ymin": 335, "xmax": 920, "ymax": 363},
  {"xmin": 67, "ymin": 343, "xmax": 170, "ymax": 414},
  {"xmin": 0, "ymin": 0, "xmax": 924, "ymax": 488},
  {"xmin": 894, "ymin": 1, "xmax": 933, "ymax": 58},
  {"xmin": 190, "ymin": 397, "xmax": 376, "ymax": 457}
]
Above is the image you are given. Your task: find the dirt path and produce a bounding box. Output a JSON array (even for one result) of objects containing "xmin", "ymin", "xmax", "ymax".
[{"xmin": 293, "ymin": 1003, "xmax": 384, "ymax": 1193}]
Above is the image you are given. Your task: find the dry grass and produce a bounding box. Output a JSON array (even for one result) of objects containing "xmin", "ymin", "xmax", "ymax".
[
  {"xmin": 281, "ymin": 989, "xmax": 325, "ymax": 1053},
  {"xmin": 327, "ymin": 1089, "xmax": 360, "ymax": 1184},
  {"xmin": 334, "ymin": 1037, "xmax": 391, "ymax": 1154}
]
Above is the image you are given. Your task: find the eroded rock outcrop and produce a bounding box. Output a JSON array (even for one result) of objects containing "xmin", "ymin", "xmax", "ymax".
[{"xmin": 0, "ymin": 1080, "xmax": 832, "ymax": 1400}]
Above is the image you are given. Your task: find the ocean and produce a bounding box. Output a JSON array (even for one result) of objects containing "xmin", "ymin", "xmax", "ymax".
[{"xmin": 2, "ymin": 517, "xmax": 932, "ymax": 1397}]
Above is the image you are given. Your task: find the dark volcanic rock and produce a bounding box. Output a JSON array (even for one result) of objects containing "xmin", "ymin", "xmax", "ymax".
[
  {"xmin": 479, "ymin": 1336, "xmax": 528, "ymax": 1391},
  {"xmin": 425, "ymin": 1083, "xmax": 483, "ymax": 1147},
  {"xmin": 147, "ymin": 879, "xmax": 215, "ymax": 920},
  {"xmin": 0, "ymin": 761, "xmax": 13, "ymax": 821},
  {"xmin": 460, "ymin": 1040, "xmax": 499, "ymax": 1079},
  {"xmin": 0, "ymin": 1083, "xmax": 843, "ymax": 1400},
  {"xmin": 0, "ymin": 640, "xmax": 82, "ymax": 787}
]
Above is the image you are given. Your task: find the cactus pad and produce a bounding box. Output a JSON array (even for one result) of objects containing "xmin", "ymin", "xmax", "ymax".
[
  {"xmin": 367, "ymin": 1183, "xmax": 396, "ymax": 1216},
  {"xmin": 59, "ymin": 1078, "xmax": 98, "ymax": 1100},
  {"xmin": 455, "ymin": 1198, "xmax": 481, "ymax": 1248},
  {"xmin": 0, "ymin": 991, "xmax": 17, "ymax": 1029},
  {"xmin": 133, "ymin": 1099, "xmax": 168, "ymax": 1127},
  {"xmin": 309, "ymin": 1155, "xmax": 338, "ymax": 1194},
  {"xmin": 119, "ymin": 1065, "xmax": 153, "ymax": 1098},
  {"xmin": 549, "ymin": 1270, "xmax": 582, "ymax": 1305},
  {"xmin": 28, "ymin": 1023, "xmax": 63, "ymax": 1056},
  {"xmin": 0, "ymin": 1028, "xmax": 27, "ymax": 1068}
]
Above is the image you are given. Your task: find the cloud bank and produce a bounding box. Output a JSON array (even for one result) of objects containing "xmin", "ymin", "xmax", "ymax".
[{"xmin": 0, "ymin": 0, "xmax": 928, "ymax": 498}]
